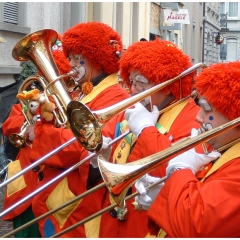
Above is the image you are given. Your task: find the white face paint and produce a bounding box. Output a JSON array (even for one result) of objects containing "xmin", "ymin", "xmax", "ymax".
[
  {"xmin": 74, "ymin": 66, "xmax": 86, "ymax": 82},
  {"xmin": 201, "ymin": 122, "xmax": 213, "ymax": 133},
  {"xmin": 135, "ymin": 74, "xmax": 149, "ymax": 84},
  {"xmin": 129, "ymin": 71, "xmax": 154, "ymax": 107},
  {"xmin": 140, "ymin": 96, "xmax": 151, "ymax": 107},
  {"xmin": 69, "ymin": 53, "xmax": 87, "ymax": 82}
]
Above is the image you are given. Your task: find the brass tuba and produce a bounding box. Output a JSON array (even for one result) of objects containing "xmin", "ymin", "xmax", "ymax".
[{"xmin": 12, "ymin": 29, "xmax": 76, "ymax": 128}]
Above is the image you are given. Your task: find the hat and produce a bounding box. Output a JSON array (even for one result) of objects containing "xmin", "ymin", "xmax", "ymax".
[
  {"xmin": 195, "ymin": 61, "xmax": 240, "ymax": 120},
  {"xmin": 120, "ymin": 39, "xmax": 195, "ymax": 99},
  {"xmin": 62, "ymin": 22, "xmax": 122, "ymax": 75}
]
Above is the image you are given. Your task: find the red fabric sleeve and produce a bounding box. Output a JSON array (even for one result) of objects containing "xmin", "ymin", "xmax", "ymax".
[
  {"xmin": 2, "ymin": 103, "xmax": 25, "ymax": 137},
  {"xmin": 128, "ymin": 126, "xmax": 171, "ymax": 162},
  {"xmin": 148, "ymin": 158, "xmax": 240, "ymax": 237},
  {"xmin": 30, "ymin": 123, "xmax": 86, "ymax": 168}
]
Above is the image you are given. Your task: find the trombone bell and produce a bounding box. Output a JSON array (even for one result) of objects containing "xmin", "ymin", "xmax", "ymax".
[
  {"xmin": 67, "ymin": 101, "xmax": 102, "ymax": 152},
  {"xmin": 9, "ymin": 121, "xmax": 30, "ymax": 148},
  {"xmin": 9, "ymin": 133, "xmax": 27, "ymax": 148}
]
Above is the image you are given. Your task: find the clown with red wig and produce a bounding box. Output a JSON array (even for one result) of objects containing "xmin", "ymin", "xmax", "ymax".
[
  {"xmin": 140, "ymin": 61, "xmax": 240, "ymax": 237},
  {"xmin": 78, "ymin": 39, "xmax": 212, "ymax": 237},
  {"xmin": 28, "ymin": 22, "xmax": 130, "ymax": 238}
]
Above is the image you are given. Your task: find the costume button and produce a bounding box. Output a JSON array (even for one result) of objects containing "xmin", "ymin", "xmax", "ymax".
[
  {"xmin": 38, "ymin": 171, "xmax": 44, "ymax": 181},
  {"xmin": 33, "ymin": 166, "xmax": 40, "ymax": 172},
  {"xmin": 109, "ymin": 209, "xmax": 117, "ymax": 218}
]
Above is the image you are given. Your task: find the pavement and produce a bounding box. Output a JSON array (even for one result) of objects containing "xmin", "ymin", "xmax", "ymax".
[{"xmin": 0, "ymin": 185, "xmax": 14, "ymax": 237}]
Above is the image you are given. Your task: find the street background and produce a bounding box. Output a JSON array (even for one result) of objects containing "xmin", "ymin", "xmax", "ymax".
[{"xmin": 0, "ymin": 186, "xmax": 13, "ymax": 237}]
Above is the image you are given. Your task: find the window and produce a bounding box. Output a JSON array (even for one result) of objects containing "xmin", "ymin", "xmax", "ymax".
[
  {"xmin": 220, "ymin": 2, "xmax": 225, "ymax": 14},
  {"xmin": 0, "ymin": 2, "xmax": 30, "ymax": 34},
  {"xmin": 227, "ymin": 39, "xmax": 237, "ymax": 61},
  {"xmin": 228, "ymin": 2, "xmax": 238, "ymax": 17},
  {"xmin": 3, "ymin": 2, "xmax": 18, "ymax": 24},
  {"xmin": 166, "ymin": 30, "xmax": 171, "ymax": 41},
  {"xmin": 174, "ymin": 33, "xmax": 178, "ymax": 46}
]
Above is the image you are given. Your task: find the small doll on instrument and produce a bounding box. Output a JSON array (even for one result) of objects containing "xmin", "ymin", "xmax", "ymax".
[{"xmin": 16, "ymin": 88, "xmax": 56, "ymax": 124}]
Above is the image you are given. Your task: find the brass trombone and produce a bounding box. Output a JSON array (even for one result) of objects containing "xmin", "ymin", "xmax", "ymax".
[
  {"xmin": 9, "ymin": 76, "xmax": 45, "ymax": 148},
  {"xmin": 0, "ymin": 130, "xmax": 130, "ymax": 218},
  {"xmin": 1, "ymin": 61, "xmax": 203, "ymax": 188},
  {"xmin": 1, "ymin": 176, "xmax": 166, "ymax": 238},
  {"xmin": 2, "ymin": 118, "xmax": 240, "ymax": 238},
  {"xmin": 47, "ymin": 118, "xmax": 240, "ymax": 238},
  {"xmin": 67, "ymin": 62, "xmax": 206, "ymax": 152},
  {"xmin": 98, "ymin": 117, "xmax": 240, "ymax": 208}
]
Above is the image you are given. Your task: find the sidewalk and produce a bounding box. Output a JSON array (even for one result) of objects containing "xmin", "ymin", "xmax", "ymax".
[{"xmin": 0, "ymin": 186, "xmax": 13, "ymax": 237}]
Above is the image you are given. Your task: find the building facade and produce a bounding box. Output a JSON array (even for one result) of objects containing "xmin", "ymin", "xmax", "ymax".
[
  {"xmin": 0, "ymin": 2, "xmax": 151, "ymax": 86},
  {"xmin": 220, "ymin": 2, "xmax": 240, "ymax": 62},
  {"xmin": 202, "ymin": 2, "xmax": 222, "ymax": 65},
  {"xmin": 0, "ymin": 2, "xmax": 230, "ymax": 88}
]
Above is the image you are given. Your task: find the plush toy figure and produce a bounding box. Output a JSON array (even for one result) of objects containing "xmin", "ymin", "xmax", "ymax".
[
  {"xmin": 16, "ymin": 89, "xmax": 56, "ymax": 123},
  {"xmin": 28, "ymin": 99, "xmax": 40, "ymax": 122}
]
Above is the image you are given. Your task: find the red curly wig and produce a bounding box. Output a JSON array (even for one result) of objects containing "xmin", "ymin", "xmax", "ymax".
[
  {"xmin": 52, "ymin": 50, "xmax": 71, "ymax": 75},
  {"xmin": 195, "ymin": 61, "xmax": 240, "ymax": 120},
  {"xmin": 120, "ymin": 39, "xmax": 195, "ymax": 99},
  {"xmin": 62, "ymin": 22, "xmax": 122, "ymax": 75},
  {"xmin": 52, "ymin": 34, "xmax": 71, "ymax": 75}
]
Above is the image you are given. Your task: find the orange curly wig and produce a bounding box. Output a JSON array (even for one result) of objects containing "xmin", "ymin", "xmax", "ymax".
[
  {"xmin": 52, "ymin": 33, "xmax": 71, "ymax": 75},
  {"xmin": 52, "ymin": 50, "xmax": 71, "ymax": 75},
  {"xmin": 195, "ymin": 61, "xmax": 240, "ymax": 120},
  {"xmin": 120, "ymin": 39, "xmax": 195, "ymax": 99},
  {"xmin": 62, "ymin": 22, "xmax": 123, "ymax": 75}
]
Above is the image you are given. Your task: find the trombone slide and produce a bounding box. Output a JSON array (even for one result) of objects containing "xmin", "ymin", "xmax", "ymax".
[{"xmin": 98, "ymin": 117, "xmax": 240, "ymax": 208}]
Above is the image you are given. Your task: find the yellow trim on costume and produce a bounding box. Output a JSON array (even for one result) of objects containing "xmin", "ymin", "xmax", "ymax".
[
  {"xmin": 7, "ymin": 160, "xmax": 26, "ymax": 197},
  {"xmin": 113, "ymin": 138, "xmax": 132, "ymax": 164},
  {"xmin": 46, "ymin": 177, "xmax": 82, "ymax": 228},
  {"xmin": 157, "ymin": 229, "xmax": 167, "ymax": 238},
  {"xmin": 201, "ymin": 142, "xmax": 240, "ymax": 182},
  {"xmin": 81, "ymin": 73, "xmax": 118, "ymax": 104},
  {"xmin": 145, "ymin": 232, "xmax": 157, "ymax": 238},
  {"xmin": 84, "ymin": 216, "xmax": 102, "ymax": 238},
  {"xmin": 159, "ymin": 99, "xmax": 188, "ymax": 132}
]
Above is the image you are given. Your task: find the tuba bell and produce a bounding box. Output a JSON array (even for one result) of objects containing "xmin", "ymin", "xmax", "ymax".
[{"xmin": 12, "ymin": 29, "xmax": 76, "ymax": 127}]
